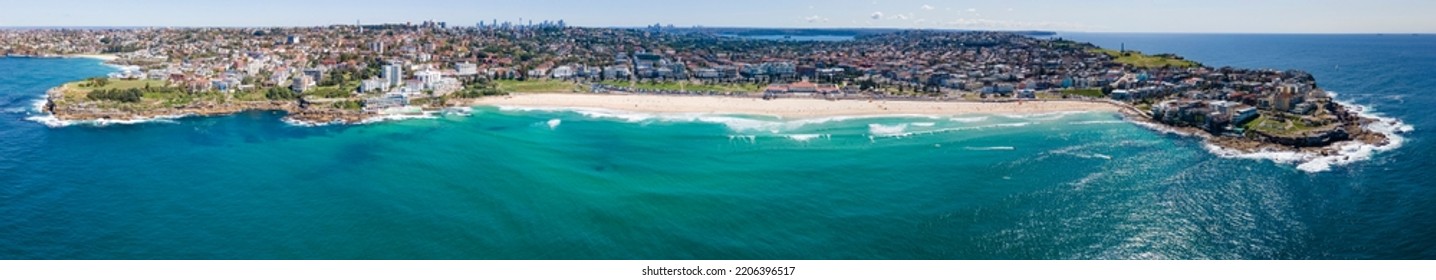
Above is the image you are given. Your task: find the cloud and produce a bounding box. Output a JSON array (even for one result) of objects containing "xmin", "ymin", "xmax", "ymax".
[
  {"xmin": 803, "ymin": 15, "xmax": 829, "ymax": 23},
  {"xmin": 921, "ymin": 4, "xmax": 935, "ymax": 11},
  {"xmin": 896, "ymin": 14, "xmax": 910, "ymax": 20},
  {"xmin": 870, "ymin": 12, "xmax": 884, "ymax": 20},
  {"xmin": 940, "ymin": 18, "xmax": 1091, "ymax": 31}
]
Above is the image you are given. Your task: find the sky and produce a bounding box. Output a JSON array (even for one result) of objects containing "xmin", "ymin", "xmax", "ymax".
[{"xmin": 1, "ymin": 0, "xmax": 1433, "ymax": 33}]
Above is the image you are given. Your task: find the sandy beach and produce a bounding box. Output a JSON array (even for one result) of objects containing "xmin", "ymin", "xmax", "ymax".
[
  {"xmin": 471, "ymin": 93, "xmax": 1124, "ymax": 118},
  {"xmin": 65, "ymin": 54, "xmax": 119, "ymax": 61}
]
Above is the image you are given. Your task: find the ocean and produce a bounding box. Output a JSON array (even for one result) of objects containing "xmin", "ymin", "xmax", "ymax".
[{"xmin": 1, "ymin": 34, "xmax": 1432, "ymax": 259}]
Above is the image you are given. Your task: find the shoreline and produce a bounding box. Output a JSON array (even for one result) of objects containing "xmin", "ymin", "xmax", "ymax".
[
  {"xmin": 468, "ymin": 93, "xmax": 1125, "ymax": 119},
  {"xmin": 3, "ymin": 53, "xmax": 118, "ymax": 61},
  {"xmin": 33, "ymin": 89, "xmax": 1410, "ymax": 172},
  {"xmin": 66, "ymin": 53, "xmax": 119, "ymax": 61}
]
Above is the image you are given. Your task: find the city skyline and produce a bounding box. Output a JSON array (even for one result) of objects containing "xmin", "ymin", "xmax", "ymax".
[{"xmin": 1, "ymin": 0, "xmax": 1434, "ymax": 33}]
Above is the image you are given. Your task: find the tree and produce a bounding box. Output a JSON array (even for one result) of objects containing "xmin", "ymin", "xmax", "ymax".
[
  {"xmin": 857, "ymin": 79, "xmax": 878, "ymax": 91},
  {"xmin": 88, "ymin": 77, "xmax": 110, "ymax": 87},
  {"xmin": 265, "ymin": 87, "xmax": 299, "ymax": 100}
]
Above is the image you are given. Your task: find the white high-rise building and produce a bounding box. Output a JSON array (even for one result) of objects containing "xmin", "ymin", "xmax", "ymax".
[
  {"xmin": 382, "ymin": 64, "xmax": 403, "ymax": 89},
  {"xmin": 370, "ymin": 41, "xmax": 385, "ymax": 53}
]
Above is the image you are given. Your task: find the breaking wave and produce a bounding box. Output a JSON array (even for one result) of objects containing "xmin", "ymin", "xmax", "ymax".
[
  {"xmin": 1001, "ymin": 111, "xmax": 1086, "ymax": 121},
  {"xmin": 948, "ymin": 116, "xmax": 989, "ymax": 123},
  {"xmin": 867, "ymin": 123, "xmax": 909, "ymax": 137},
  {"xmin": 869, "ymin": 122, "xmax": 1033, "ymax": 138},
  {"xmin": 964, "ymin": 146, "xmax": 1016, "ymax": 151},
  {"xmin": 26, "ymin": 113, "xmax": 187, "ymax": 128},
  {"xmin": 496, "ymin": 105, "xmax": 944, "ymax": 133},
  {"xmin": 784, "ymin": 134, "xmax": 832, "ymax": 142}
]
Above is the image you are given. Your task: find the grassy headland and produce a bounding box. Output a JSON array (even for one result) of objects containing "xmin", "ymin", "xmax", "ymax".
[{"xmin": 1090, "ymin": 49, "xmax": 1199, "ymax": 68}]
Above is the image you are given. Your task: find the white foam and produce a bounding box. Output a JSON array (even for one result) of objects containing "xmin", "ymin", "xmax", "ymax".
[
  {"xmin": 282, "ymin": 117, "xmax": 344, "ymax": 127},
  {"xmin": 32, "ymin": 98, "xmax": 49, "ymax": 113},
  {"xmin": 870, "ymin": 122, "xmax": 1034, "ymax": 138},
  {"xmin": 785, "ymin": 134, "xmax": 828, "ymax": 142},
  {"xmin": 1053, "ymin": 151, "xmax": 1113, "ymax": 160},
  {"xmin": 440, "ymin": 106, "xmax": 473, "ymax": 116},
  {"xmin": 948, "ymin": 116, "xmax": 989, "ymax": 123},
  {"xmin": 1001, "ymin": 111, "xmax": 1086, "ymax": 121},
  {"xmin": 287, "ymin": 108, "xmax": 442, "ymax": 127},
  {"xmin": 24, "ymin": 115, "xmax": 71, "ymax": 127},
  {"xmin": 359, "ymin": 113, "xmax": 438, "ymax": 124},
  {"xmin": 546, "ymin": 118, "xmax": 562, "ymax": 129},
  {"xmin": 963, "ymin": 146, "xmax": 1016, "ymax": 151},
  {"xmin": 868, "ymin": 123, "xmax": 909, "ymax": 137},
  {"xmin": 1127, "ymin": 119, "xmax": 1195, "ymax": 137},
  {"xmin": 497, "ymin": 105, "xmax": 943, "ymax": 133},
  {"xmin": 1048, "ymin": 144, "xmax": 1114, "ymax": 160},
  {"xmin": 26, "ymin": 113, "xmax": 187, "ymax": 128},
  {"xmin": 910, "ymin": 122, "xmax": 937, "ymax": 127}
]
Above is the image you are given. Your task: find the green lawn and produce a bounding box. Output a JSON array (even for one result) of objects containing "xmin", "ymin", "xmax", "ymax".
[
  {"xmin": 65, "ymin": 79, "xmax": 235, "ymax": 107},
  {"xmin": 1061, "ymin": 88, "xmax": 1105, "ymax": 98},
  {"xmin": 234, "ymin": 90, "xmax": 269, "ymax": 101},
  {"xmin": 495, "ymin": 79, "xmax": 582, "ymax": 93},
  {"xmin": 72, "ymin": 79, "xmax": 169, "ymax": 91},
  {"xmin": 1090, "ymin": 49, "xmax": 1199, "ymax": 68},
  {"xmin": 1245, "ymin": 114, "xmax": 1314, "ymax": 136}
]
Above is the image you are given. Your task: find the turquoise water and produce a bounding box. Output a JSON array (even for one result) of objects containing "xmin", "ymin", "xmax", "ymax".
[{"xmin": 2, "ymin": 34, "xmax": 1433, "ymax": 259}]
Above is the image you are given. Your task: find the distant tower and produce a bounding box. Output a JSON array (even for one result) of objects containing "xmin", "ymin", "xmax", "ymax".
[
  {"xmin": 1120, "ymin": 43, "xmax": 1125, "ymax": 53},
  {"xmin": 357, "ymin": 20, "xmax": 363, "ymax": 33}
]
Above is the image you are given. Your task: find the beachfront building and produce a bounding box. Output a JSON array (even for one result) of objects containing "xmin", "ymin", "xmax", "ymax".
[
  {"xmin": 415, "ymin": 69, "xmax": 442, "ymax": 86},
  {"xmin": 360, "ymin": 78, "xmax": 388, "ymax": 93},
  {"xmin": 382, "ymin": 64, "xmax": 403, "ymax": 90},
  {"xmin": 551, "ymin": 66, "xmax": 575, "ymax": 79}
]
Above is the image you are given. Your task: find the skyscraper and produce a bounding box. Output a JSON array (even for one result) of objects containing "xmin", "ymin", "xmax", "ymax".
[{"xmin": 382, "ymin": 64, "xmax": 402, "ymax": 90}]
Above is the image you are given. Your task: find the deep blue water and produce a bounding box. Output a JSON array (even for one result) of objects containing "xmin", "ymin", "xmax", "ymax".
[{"xmin": 1, "ymin": 34, "xmax": 1433, "ymax": 259}]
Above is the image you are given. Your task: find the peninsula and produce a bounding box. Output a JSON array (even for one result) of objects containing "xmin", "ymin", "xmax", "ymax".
[{"xmin": 0, "ymin": 23, "xmax": 1397, "ymax": 155}]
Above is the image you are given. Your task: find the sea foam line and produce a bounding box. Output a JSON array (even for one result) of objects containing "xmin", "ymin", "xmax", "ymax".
[
  {"xmin": 26, "ymin": 113, "xmax": 189, "ymax": 128},
  {"xmin": 284, "ymin": 106, "xmax": 475, "ymax": 127},
  {"xmin": 495, "ymin": 105, "xmax": 946, "ymax": 133},
  {"xmin": 868, "ymin": 122, "xmax": 1034, "ymax": 138},
  {"xmin": 963, "ymin": 146, "xmax": 1016, "ymax": 151}
]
